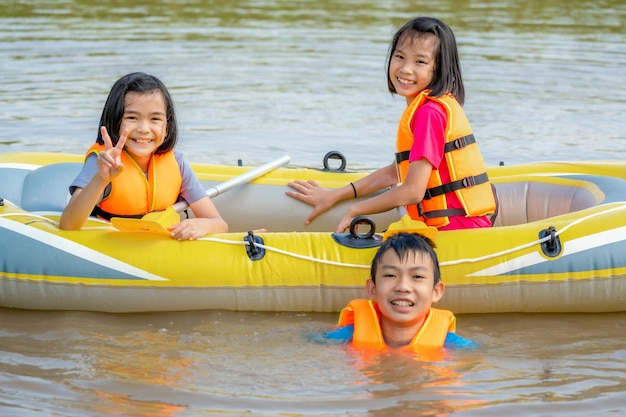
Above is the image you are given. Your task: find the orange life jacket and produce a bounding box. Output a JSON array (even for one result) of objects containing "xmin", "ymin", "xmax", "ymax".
[
  {"xmin": 86, "ymin": 144, "xmax": 182, "ymax": 218},
  {"xmin": 337, "ymin": 299, "xmax": 456, "ymax": 351},
  {"xmin": 395, "ymin": 90, "xmax": 496, "ymax": 228}
]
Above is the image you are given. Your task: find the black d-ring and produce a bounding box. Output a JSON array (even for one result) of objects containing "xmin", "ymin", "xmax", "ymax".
[
  {"xmin": 331, "ymin": 216, "xmax": 382, "ymax": 248},
  {"xmin": 349, "ymin": 216, "xmax": 375, "ymax": 239},
  {"xmin": 322, "ymin": 151, "xmax": 347, "ymax": 172}
]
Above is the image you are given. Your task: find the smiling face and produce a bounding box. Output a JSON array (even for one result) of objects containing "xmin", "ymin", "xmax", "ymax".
[
  {"xmin": 366, "ymin": 247, "xmax": 444, "ymax": 347},
  {"xmin": 120, "ymin": 90, "xmax": 168, "ymax": 167},
  {"xmin": 388, "ymin": 32, "xmax": 438, "ymax": 105}
]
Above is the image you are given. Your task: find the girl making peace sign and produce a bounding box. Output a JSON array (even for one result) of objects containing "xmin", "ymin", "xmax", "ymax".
[{"xmin": 60, "ymin": 72, "xmax": 227, "ymax": 240}]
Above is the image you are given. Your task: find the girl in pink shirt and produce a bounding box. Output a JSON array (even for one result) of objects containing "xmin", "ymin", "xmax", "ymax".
[{"xmin": 287, "ymin": 17, "xmax": 494, "ymax": 232}]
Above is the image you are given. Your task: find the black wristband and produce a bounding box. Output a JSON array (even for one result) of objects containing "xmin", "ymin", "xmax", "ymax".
[{"xmin": 349, "ymin": 182, "xmax": 357, "ymax": 198}]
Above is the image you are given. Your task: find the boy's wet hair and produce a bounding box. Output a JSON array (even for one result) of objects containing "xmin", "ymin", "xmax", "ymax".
[
  {"xmin": 385, "ymin": 16, "xmax": 465, "ymax": 105},
  {"xmin": 96, "ymin": 72, "xmax": 178, "ymax": 154},
  {"xmin": 370, "ymin": 232, "xmax": 441, "ymax": 286}
]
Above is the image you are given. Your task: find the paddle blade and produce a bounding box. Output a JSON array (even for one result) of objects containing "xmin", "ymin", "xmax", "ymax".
[
  {"xmin": 110, "ymin": 206, "xmax": 180, "ymax": 235},
  {"xmin": 383, "ymin": 215, "xmax": 438, "ymax": 243}
]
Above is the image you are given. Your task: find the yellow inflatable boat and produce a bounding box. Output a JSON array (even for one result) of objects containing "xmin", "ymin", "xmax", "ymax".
[{"xmin": 1, "ymin": 152, "xmax": 625, "ymax": 313}]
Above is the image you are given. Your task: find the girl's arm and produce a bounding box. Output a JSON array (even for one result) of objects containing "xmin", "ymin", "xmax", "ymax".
[
  {"xmin": 336, "ymin": 158, "xmax": 432, "ymax": 232},
  {"xmin": 167, "ymin": 196, "xmax": 228, "ymax": 240},
  {"xmin": 59, "ymin": 178, "xmax": 109, "ymax": 230},
  {"xmin": 286, "ymin": 161, "xmax": 399, "ymax": 225},
  {"xmin": 60, "ymin": 127, "xmax": 128, "ymax": 230}
]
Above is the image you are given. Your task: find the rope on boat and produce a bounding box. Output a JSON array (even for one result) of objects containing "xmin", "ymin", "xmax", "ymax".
[
  {"xmin": 0, "ymin": 211, "xmax": 115, "ymax": 230},
  {"xmin": 3, "ymin": 203, "xmax": 625, "ymax": 269},
  {"xmin": 202, "ymin": 203, "xmax": 626, "ymax": 269},
  {"xmin": 440, "ymin": 203, "xmax": 626, "ymax": 267},
  {"xmin": 0, "ymin": 211, "xmax": 58, "ymax": 224},
  {"xmin": 198, "ymin": 236, "xmax": 371, "ymax": 269}
]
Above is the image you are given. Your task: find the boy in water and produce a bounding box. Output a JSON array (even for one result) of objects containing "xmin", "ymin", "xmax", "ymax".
[{"xmin": 326, "ymin": 232, "xmax": 475, "ymax": 351}]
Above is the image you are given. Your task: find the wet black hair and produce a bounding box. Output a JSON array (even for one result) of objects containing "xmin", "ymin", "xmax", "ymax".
[
  {"xmin": 370, "ymin": 232, "xmax": 441, "ymax": 286},
  {"xmin": 386, "ymin": 16, "xmax": 465, "ymax": 105},
  {"xmin": 96, "ymin": 72, "xmax": 178, "ymax": 154}
]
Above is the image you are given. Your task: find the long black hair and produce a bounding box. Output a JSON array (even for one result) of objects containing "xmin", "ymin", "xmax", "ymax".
[
  {"xmin": 96, "ymin": 72, "xmax": 178, "ymax": 154},
  {"xmin": 386, "ymin": 16, "xmax": 465, "ymax": 105}
]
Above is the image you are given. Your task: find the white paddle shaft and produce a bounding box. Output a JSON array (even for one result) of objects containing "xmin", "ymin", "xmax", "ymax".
[{"xmin": 171, "ymin": 155, "xmax": 291, "ymax": 213}]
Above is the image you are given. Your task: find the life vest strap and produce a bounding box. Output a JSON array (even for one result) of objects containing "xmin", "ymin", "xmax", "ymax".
[
  {"xmin": 395, "ymin": 150, "xmax": 410, "ymax": 164},
  {"xmin": 419, "ymin": 206, "xmax": 467, "ymax": 219},
  {"xmin": 423, "ymin": 172, "xmax": 490, "ymax": 200},
  {"xmin": 91, "ymin": 206, "xmax": 144, "ymax": 221},
  {"xmin": 443, "ymin": 134, "xmax": 476, "ymax": 153},
  {"xmin": 419, "ymin": 171, "xmax": 494, "ymax": 221},
  {"xmin": 396, "ymin": 134, "xmax": 475, "ymax": 164}
]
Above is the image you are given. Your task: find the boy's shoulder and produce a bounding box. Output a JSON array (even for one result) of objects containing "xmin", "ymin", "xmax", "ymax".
[
  {"xmin": 444, "ymin": 332, "xmax": 478, "ymax": 349},
  {"xmin": 315, "ymin": 325, "xmax": 478, "ymax": 350}
]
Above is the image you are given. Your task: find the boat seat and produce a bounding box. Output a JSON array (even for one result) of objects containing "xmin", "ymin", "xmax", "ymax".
[
  {"xmin": 492, "ymin": 181, "xmax": 598, "ymax": 227},
  {"xmin": 0, "ymin": 167, "xmax": 31, "ymax": 206},
  {"xmin": 20, "ymin": 163, "xmax": 82, "ymax": 212}
]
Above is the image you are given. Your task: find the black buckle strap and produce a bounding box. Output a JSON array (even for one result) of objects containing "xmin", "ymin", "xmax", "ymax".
[
  {"xmin": 420, "ymin": 207, "xmax": 467, "ymax": 219},
  {"xmin": 92, "ymin": 206, "xmax": 143, "ymax": 221},
  {"xmin": 443, "ymin": 134, "xmax": 476, "ymax": 153},
  {"xmin": 398, "ymin": 135, "xmax": 476, "ymax": 164},
  {"xmin": 395, "ymin": 150, "xmax": 410, "ymax": 164},
  {"xmin": 423, "ymin": 172, "xmax": 490, "ymax": 200}
]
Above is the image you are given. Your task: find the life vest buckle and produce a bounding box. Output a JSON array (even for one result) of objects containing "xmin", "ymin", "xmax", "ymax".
[
  {"xmin": 444, "ymin": 134, "xmax": 477, "ymax": 153},
  {"xmin": 453, "ymin": 137, "xmax": 467, "ymax": 149},
  {"xmin": 462, "ymin": 176, "xmax": 476, "ymax": 188}
]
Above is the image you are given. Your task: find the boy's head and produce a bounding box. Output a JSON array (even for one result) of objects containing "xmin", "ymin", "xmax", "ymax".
[
  {"xmin": 370, "ymin": 232, "xmax": 441, "ymax": 286},
  {"xmin": 366, "ymin": 232, "xmax": 444, "ymax": 336}
]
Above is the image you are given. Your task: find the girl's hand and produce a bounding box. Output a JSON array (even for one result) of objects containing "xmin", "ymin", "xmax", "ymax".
[
  {"xmin": 168, "ymin": 217, "xmax": 235, "ymax": 240},
  {"xmin": 167, "ymin": 196, "xmax": 228, "ymax": 240},
  {"xmin": 286, "ymin": 180, "xmax": 337, "ymax": 224},
  {"xmin": 337, "ymin": 211, "xmax": 355, "ymax": 233},
  {"xmin": 97, "ymin": 126, "xmax": 128, "ymax": 181},
  {"xmin": 168, "ymin": 218, "xmax": 212, "ymax": 241}
]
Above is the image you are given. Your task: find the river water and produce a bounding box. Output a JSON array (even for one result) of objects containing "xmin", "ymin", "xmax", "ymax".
[{"xmin": 1, "ymin": 0, "xmax": 626, "ymax": 416}]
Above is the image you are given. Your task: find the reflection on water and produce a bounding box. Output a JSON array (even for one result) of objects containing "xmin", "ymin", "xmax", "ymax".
[
  {"xmin": 0, "ymin": 309, "xmax": 625, "ymax": 416},
  {"xmin": 1, "ymin": 0, "xmax": 624, "ymax": 168},
  {"xmin": 1, "ymin": 0, "xmax": 626, "ymax": 415}
]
